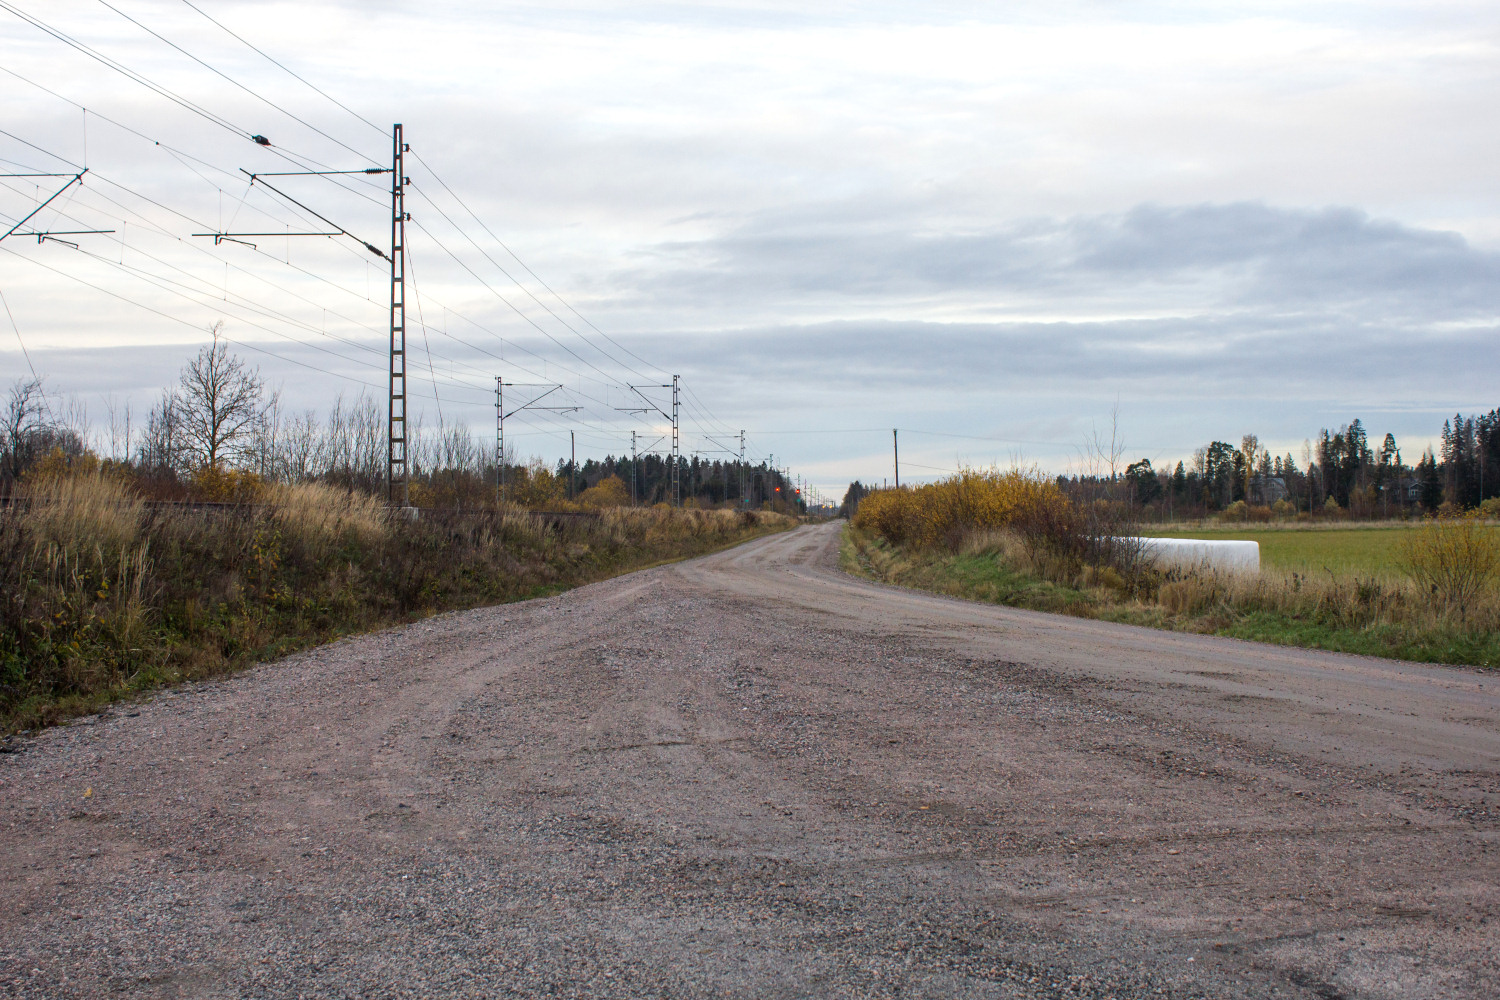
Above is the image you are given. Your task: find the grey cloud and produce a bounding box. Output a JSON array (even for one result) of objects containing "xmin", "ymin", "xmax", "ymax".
[
  {"xmin": 626, "ymin": 202, "xmax": 1500, "ymax": 323},
  {"xmin": 638, "ymin": 313, "xmax": 1488, "ymax": 399}
]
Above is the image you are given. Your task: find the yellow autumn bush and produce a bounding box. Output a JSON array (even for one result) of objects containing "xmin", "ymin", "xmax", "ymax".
[{"xmin": 852, "ymin": 468, "xmax": 1071, "ymax": 548}]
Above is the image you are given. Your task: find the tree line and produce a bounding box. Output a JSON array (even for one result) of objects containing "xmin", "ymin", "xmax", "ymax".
[
  {"xmin": 1111, "ymin": 414, "xmax": 1498, "ymax": 518},
  {"xmin": 1, "ymin": 333, "xmax": 804, "ymax": 512}
]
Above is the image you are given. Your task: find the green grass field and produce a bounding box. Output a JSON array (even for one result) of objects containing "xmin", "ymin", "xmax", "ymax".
[{"xmin": 1145, "ymin": 523, "xmax": 1500, "ymax": 577}]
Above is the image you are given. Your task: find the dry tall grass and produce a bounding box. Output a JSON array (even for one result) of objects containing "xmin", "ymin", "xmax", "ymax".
[
  {"xmin": 8, "ymin": 470, "xmax": 154, "ymax": 703},
  {"xmin": 265, "ymin": 480, "xmax": 387, "ymax": 556},
  {"xmin": 21, "ymin": 467, "xmax": 144, "ymax": 564},
  {"xmin": 2, "ymin": 481, "xmax": 791, "ymax": 731}
]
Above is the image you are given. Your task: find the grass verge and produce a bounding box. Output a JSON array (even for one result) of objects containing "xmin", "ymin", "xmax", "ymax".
[
  {"xmin": 2, "ymin": 478, "xmax": 793, "ymax": 734},
  {"xmin": 841, "ymin": 524, "xmax": 1500, "ymax": 669}
]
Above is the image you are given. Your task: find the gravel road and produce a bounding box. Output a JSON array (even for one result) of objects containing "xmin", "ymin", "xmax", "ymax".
[{"xmin": 3, "ymin": 522, "xmax": 1497, "ymax": 998}]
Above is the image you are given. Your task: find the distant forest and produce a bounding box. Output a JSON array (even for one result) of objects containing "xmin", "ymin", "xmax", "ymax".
[
  {"xmin": 559, "ymin": 453, "xmax": 800, "ymax": 510},
  {"xmin": 1107, "ymin": 411, "xmax": 1498, "ymax": 518}
]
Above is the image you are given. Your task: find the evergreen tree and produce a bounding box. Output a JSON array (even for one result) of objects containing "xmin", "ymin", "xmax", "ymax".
[
  {"xmin": 1417, "ymin": 450, "xmax": 1443, "ymax": 512},
  {"xmin": 839, "ymin": 481, "xmax": 869, "ymax": 518},
  {"xmin": 1125, "ymin": 459, "xmax": 1160, "ymax": 506}
]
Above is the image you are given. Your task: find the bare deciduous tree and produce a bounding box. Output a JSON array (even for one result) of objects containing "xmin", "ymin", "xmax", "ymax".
[
  {"xmin": 138, "ymin": 389, "xmax": 184, "ymax": 474},
  {"xmin": 2, "ymin": 376, "xmax": 47, "ymax": 484},
  {"xmin": 104, "ymin": 394, "xmax": 132, "ymax": 463},
  {"xmin": 178, "ymin": 323, "xmax": 264, "ymax": 469},
  {"xmin": 279, "ymin": 408, "xmax": 320, "ymax": 482},
  {"xmin": 247, "ymin": 388, "xmax": 284, "ymax": 480}
]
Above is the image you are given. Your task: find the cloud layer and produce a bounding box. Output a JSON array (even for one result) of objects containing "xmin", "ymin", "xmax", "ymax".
[{"xmin": 3, "ymin": 1, "xmax": 1498, "ymax": 492}]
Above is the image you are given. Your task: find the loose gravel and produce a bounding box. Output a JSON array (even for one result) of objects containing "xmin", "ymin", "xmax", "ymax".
[{"xmin": 2, "ymin": 523, "xmax": 1496, "ymax": 998}]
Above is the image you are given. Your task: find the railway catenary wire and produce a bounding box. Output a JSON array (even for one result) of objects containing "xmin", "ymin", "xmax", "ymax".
[
  {"xmin": 4, "ymin": 183, "xmax": 673, "ymax": 448},
  {"xmin": 409, "ymin": 163, "xmax": 665, "ymax": 381},
  {"xmin": 171, "ymin": 0, "xmax": 715, "ymax": 432},
  {"xmin": 3, "ymin": 28, "xmax": 743, "ymax": 439},
  {"xmin": 0, "ymin": 128, "xmax": 626, "ymax": 407},
  {"xmin": 2, "ymin": 20, "xmax": 759, "ymax": 473},
  {"xmin": 0, "ymin": 14, "xmax": 388, "ymax": 209},
  {"xmin": 404, "ymin": 214, "xmax": 632, "ymax": 390},
  {"xmin": 126, "ymin": 24, "xmax": 735, "ymax": 432},
  {"xmin": 1, "ymin": 244, "xmax": 384, "ymax": 390},
  {"xmin": 408, "ymin": 183, "xmax": 654, "ymax": 384},
  {"xmin": 92, "ymin": 11, "xmax": 672, "ymax": 389},
  {"xmin": 96, "ymin": 0, "xmax": 381, "ymax": 165},
  {"xmin": 178, "ymin": 0, "xmax": 389, "ymax": 138},
  {"xmin": 0, "ymin": 155, "xmax": 495, "ymax": 408},
  {"xmin": 7, "ymin": 237, "xmax": 730, "ymax": 478},
  {"xmin": 0, "ymin": 173, "xmax": 503, "ymax": 398}
]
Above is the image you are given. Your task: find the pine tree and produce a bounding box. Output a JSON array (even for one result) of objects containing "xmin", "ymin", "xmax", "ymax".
[{"xmin": 1417, "ymin": 450, "xmax": 1443, "ymax": 512}]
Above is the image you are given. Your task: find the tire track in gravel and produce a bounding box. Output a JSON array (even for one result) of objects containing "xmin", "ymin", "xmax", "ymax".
[{"xmin": 1, "ymin": 522, "xmax": 1496, "ymax": 998}]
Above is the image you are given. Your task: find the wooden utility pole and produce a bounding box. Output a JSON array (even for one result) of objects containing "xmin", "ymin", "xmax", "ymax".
[{"xmin": 893, "ymin": 428, "xmax": 900, "ymax": 488}]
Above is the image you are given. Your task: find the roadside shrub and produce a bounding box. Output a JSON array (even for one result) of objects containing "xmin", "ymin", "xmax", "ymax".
[
  {"xmin": 852, "ymin": 469, "xmax": 1070, "ymax": 549},
  {"xmin": 189, "ymin": 465, "xmax": 265, "ymax": 503},
  {"xmin": 577, "ymin": 475, "xmax": 630, "ymax": 509},
  {"xmin": 1399, "ymin": 518, "xmax": 1500, "ymax": 617}
]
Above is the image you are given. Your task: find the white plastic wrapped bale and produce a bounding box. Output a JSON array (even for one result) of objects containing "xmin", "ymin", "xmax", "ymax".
[{"xmin": 1137, "ymin": 537, "xmax": 1260, "ymax": 574}]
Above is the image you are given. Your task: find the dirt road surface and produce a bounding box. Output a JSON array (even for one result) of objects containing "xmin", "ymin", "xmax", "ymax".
[{"xmin": 3, "ymin": 523, "xmax": 1497, "ymax": 998}]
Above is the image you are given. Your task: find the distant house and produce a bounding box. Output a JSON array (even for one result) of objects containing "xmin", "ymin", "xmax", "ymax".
[{"xmin": 1250, "ymin": 476, "xmax": 1288, "ymax": 504}]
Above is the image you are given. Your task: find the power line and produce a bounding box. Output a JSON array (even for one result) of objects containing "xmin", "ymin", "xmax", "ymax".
[
  {"xmin": 406, "ymin": 215, "xmax": 630, "ymax": 389},
  {"xmin": 409, "ymin": 181, "xmax": 650, "ymax": 382},
  {"xmin": 0, "ymin": 125, "xmax": 80, "ymax": 171},
  {"xmin": 5, "ymin": 53, "xmax": 694, "ymax": 439},
  {"xmin": 97, "ymin": 0, "xmax": 379, "ymax": 164},
  {"xmin": 0, "ymin": 66, "xmax": 389, "ymax": 264},
  {"xmin": 0, "ymin": 170, "xmax": 497, "ymax": 401},
  {"xmin": 410, "ymin": 150, "xmax": 668, "ymax": 379},
  {"xmin": 1, "ymin": 243, "xmax": 386, "ymax": 391},
  {"xmin": 0, "ymin": 130, "xmax": 541, "ymax": 398},
  {"xmin": 179, "ymin": 0, "xmax": 387, "ymax": 137},
  {"xmin": 0, "ymin": 176, "xmax": 396, "ymax": 363},
  {"xmin": 0, "ymin": 18, "xmax": 386, "ymax": 208},
  {"xmin": 404, "ymin": 242, "xmax": 445, "ymax": 425},
  {"xmin": 1, "ymin": 18, "xmax": 735, "ymax": 457},
  {"xmin": 0, "ymin": 0, "xmax": 258, "ymax": 143},
  {"xmin": 0, "ymin": 283, "xmax": 41, "ymax": 383},
  {"xmin": 409, "ymin": 166, "xmax": 664, "ymax": 381}
]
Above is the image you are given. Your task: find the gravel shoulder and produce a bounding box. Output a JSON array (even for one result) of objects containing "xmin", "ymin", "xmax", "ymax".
[{"xmin": 2, "ymin": 521, "xmax": 1496, "ymax": 998}]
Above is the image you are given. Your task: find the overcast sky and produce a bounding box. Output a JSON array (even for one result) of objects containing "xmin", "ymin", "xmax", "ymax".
[{"xmin": 2, "ymin": 1, "xmax": 1497, "ymax": 498}]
